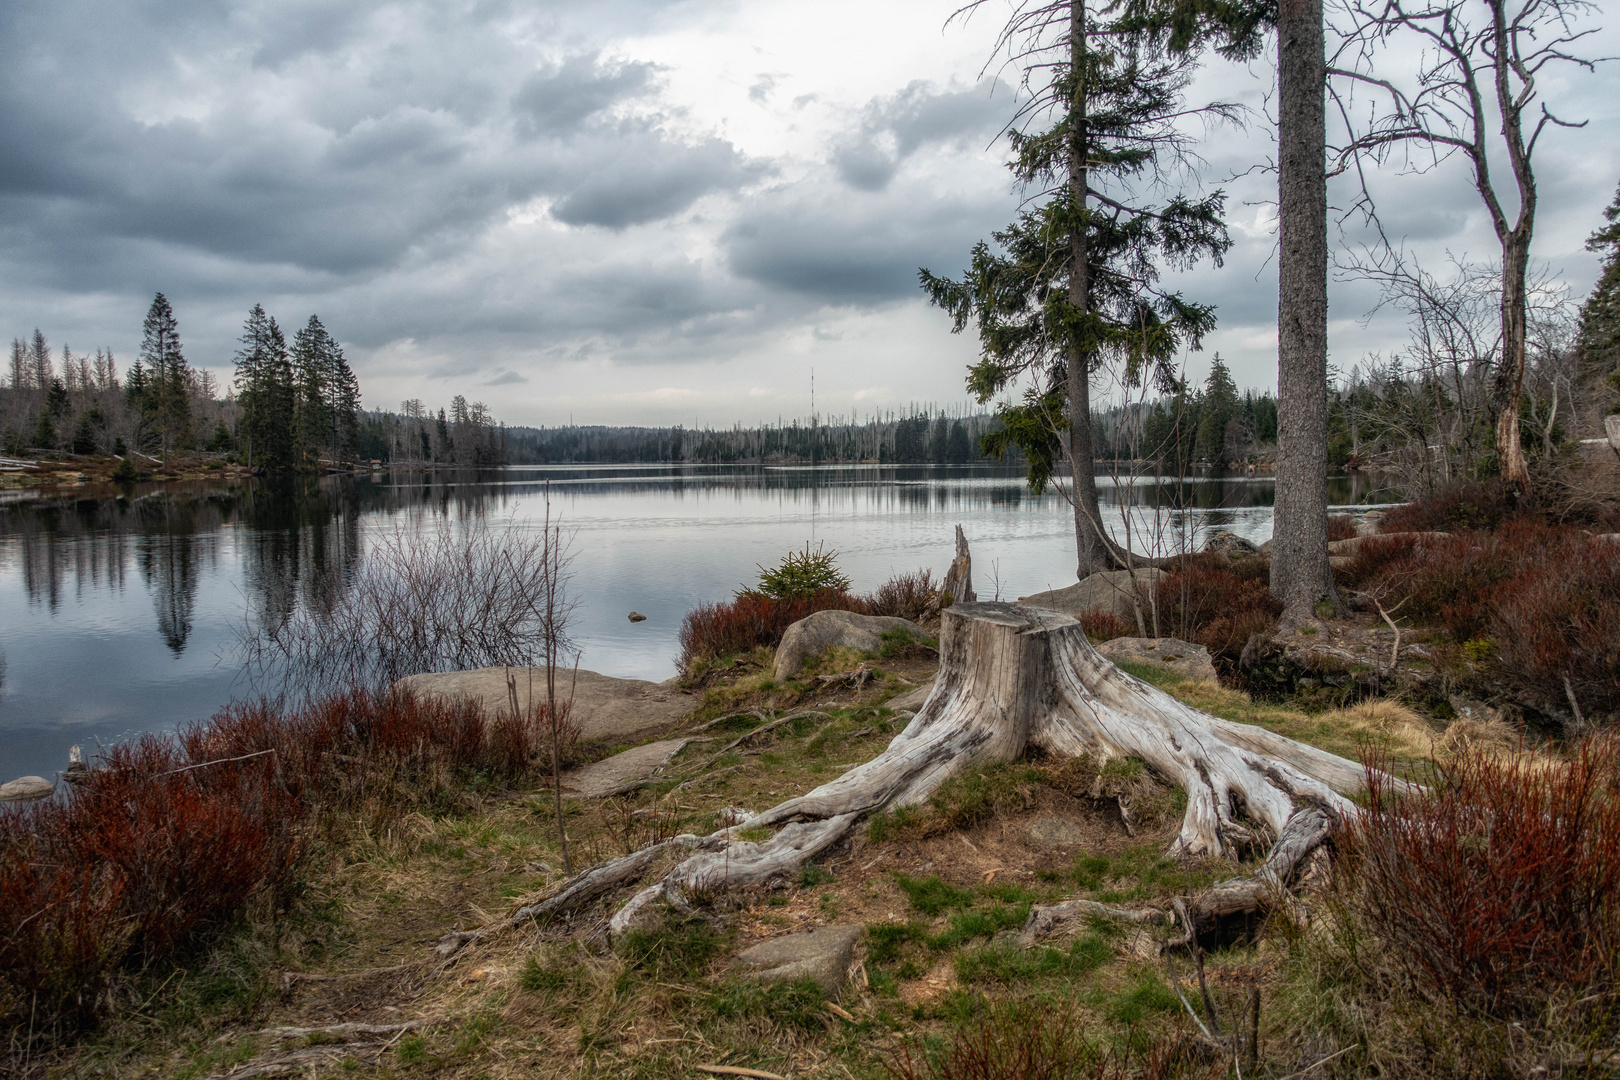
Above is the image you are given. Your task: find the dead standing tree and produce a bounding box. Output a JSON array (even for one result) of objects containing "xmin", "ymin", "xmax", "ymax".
[
  {"xmin": 442, "ymin": 600, "xmax": 1377, "ymax": 954},
  {"xmin": 1328, "ymin": 0, "xmax": 1604, "ymax": 490}
]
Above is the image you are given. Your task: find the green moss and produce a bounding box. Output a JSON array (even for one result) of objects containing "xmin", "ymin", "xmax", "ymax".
[
  {"xmin": 893, "ymin": 873, "xmax": 976, "ymax": 916},
  {"xmin": 1106, "ymin": 972, "xmax": 1180, "ymax": 1025},
  {"xmin": 954, "ymin": 934, "xmax": 1113, "ymax": 985}
]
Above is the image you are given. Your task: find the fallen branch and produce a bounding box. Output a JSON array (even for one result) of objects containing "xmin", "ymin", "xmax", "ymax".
[
  {"xmin": 156, "ymin": 748, "xmax": 276, "ymax": 777},
  {"xmin": 255, "ymin": 1020, "xmax": 433, "ymax": 1042},
  {"xmin": 696, "ymin": 1066, "xmax": 788, "ymax": 1080}
]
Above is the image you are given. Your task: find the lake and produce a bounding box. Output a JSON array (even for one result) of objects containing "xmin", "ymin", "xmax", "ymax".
[{"xmin": 0, "ymin": 464, "xmax": 1398, "ymax": 782}]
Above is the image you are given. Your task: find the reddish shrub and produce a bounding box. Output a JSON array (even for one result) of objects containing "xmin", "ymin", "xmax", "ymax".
[
  {"xmin": 1485, "ymin": 533, "xmax": 1620, "ymax": 719},
  {"xmin": 1339, "ymin": 524, "xmax": 1620, "ymax": 716},
  {"xmin": 0, "ymin": 687, "xmax": 567, "ymax": 1030},
  {"xmin": 867, "ymin": 569, "xmax": 939, "ymax": 621},
  {"xmin": 678, "ymin": 588, "xmax": 868, "ymax": 672},
  {"xmin": 1079, "ymin": 609, "xmax": 1132, "ymax": 642},
  {"xmin": 1346, "ymin": 739, "xmax": 1620, "ymax": 1015},
  {"xmin": 1148, "ymin": 560, "xmax": 1282, "ymax": 670},
  {"xmin": 1326, "ymin": 514, "xmax": 1360, "ymax": 542},
  {"xmin": 1379, "ymin": 481, "xmax": 1525, "ymax": 534}
]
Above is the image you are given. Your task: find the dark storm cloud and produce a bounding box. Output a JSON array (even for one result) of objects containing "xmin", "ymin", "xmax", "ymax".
[
  {"xmin": 0, "ymin": 0, "xmax": 760, "ymax": 301},
  {"xmin": 832, "ymin": 79, "xmax": 1009, "ymax": 191},
  {"xmin": 550, "ymin": 130, "xmax": 765, "ymax": 228},
  {"xmin": 513, "ymin": 53, "xmax": 659, "ymax": 136}
]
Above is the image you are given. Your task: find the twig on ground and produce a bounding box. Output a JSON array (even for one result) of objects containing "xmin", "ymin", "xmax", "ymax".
[
  {"xmin": 696, "ymin": 1067, "xmax": 788, "ymax": 1080},
  {"xmin": 155, "ymin": 748, "xmax": 276, "ymax": 777}
]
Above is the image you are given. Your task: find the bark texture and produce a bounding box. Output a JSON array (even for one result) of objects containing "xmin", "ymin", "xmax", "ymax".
[
  {"xmin": 1271, "ymin": 0, "xmax": 1338, "ymax": 623},
  {"xmin": 464, "ymin": 603, "xmax": 1375, "ymax": 947}
]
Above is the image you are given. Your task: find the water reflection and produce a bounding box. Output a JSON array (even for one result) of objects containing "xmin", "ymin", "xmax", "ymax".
[{"xmin": 0, "ymin": 465, "xmax": 1401, "ymax": 782}]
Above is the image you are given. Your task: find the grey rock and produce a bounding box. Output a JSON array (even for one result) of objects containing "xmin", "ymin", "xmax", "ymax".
[
  {"xmin": 1028, "ymin": 816, "xmax": 1084, "ymax": 848},
  {"xmin": 394, "ymin": 667, "xmax": 693, "ymax": 741},
  {"xmin": 886, "ymin": 680, "xmax": 935, "ymax": 711},
  {"xmin": 1204, "ymin": 531, "xmax": 1260, "ymax": 557},
  {"xmin": 559, "ymin": 738, "xmax": 693, "ymax": 797},
  {"xmin": 1096, "ymin": 637, "xmax": 1218, "ymax": 682},
  {"xmin": 628, "ymin": 611, "xmax": 647, "ymax": 622},
  {"xmin": 1606, "ymin": 414, "xmax": 1620, "ymax": 452},
  {"xmin": 734, "ymin": 926, "xmax": 864, "ymax": 994},
  {"xmin": 1017, "ymin": 568, "xmax": 1166, "ymax": 625},
  {"xmin": 1257, "ymin": 538, "xmax": 1274, "ymax": 555},
  {"xmin": 773, "ymin": 610, "xmax": 927, "ymax": 682},
  {"xmin": 0, "ymin": 776, "xmax": 54, "ymax": 802}
]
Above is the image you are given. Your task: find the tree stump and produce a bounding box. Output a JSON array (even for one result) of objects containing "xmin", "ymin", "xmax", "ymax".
[{"xmin": 449, "ymin": 603, "xmax": 1376, "ymax": 947}]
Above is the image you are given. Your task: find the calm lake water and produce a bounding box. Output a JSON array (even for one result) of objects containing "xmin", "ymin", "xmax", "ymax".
[{"xmin": 0, "ymin": 464, "xmax": 1397, "ymax": 782}]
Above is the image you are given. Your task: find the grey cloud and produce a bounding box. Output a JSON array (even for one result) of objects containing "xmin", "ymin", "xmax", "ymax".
[
  {"xmin": 513, "ymin": 53, "xmax": 658, "ymax": 137},
  {"xmin": 832, "ymin": 79, "xmax": 1009, "ymax": 192},
  {"xmin": 250, "ymin": 2, "xmax": 374, "ymax": 70},
  {"xmin": 550, "ymin": 131, "xmax": 764, "ymax": 229},
  {"xmin": 723, "ymin": 180, "xmax": 1008, "ymax": 304},
  {"xmin": 484, "ymin": 370, "xmax": 528, "ymax": 385}
]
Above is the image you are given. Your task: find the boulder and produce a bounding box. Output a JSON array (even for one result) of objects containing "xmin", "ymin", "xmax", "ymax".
[
  {"xmin": 1016, "ymin": 568, "xmax": 1166, "ymax": 625},
  {"xmin": 1203, "ymin": 531, "xmax": 1260, "ymax": 557},
  {"xmin": 1028, "ymin": 816, "xmax": 1084, "ymax": 848},
  {"xmin": 393, "ymin": 668, "xmax": 693, "ymax": 741},
  {"xmin": 560, "ymin": 738, "xmax": 693, "ymax": 797},
  {"xmin": 773, "ymin": 610, "xmax": 928, "ymax": 682},
  {"xmin": 1096, "ymin": 636, "xmax": 1218, "ymax": 682},
  {"xmin": 886, "ymin": 679, "xmax": 935, "ymax": 711},
  {"xmin": 628, "ymin": 611, "xmax": 647, "ymax": 623},
  {"xmin": 0, "ymin": 776, "xmax": 55, "ymax": 803},
  {"xmin": 733, "ymin": 925, "xmax": 864, "ymax": 994}
]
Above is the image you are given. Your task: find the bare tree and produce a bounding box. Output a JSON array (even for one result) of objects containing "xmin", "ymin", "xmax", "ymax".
[{"xmin": 1329, "ymin": 0, "xmax": 1604, "ymax": 489}]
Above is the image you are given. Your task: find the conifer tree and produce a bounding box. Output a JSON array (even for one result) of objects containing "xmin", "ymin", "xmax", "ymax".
[
  {"xmin": 1578, "ymin": 182, "xmax": 1620, "ymax": 408},
  {"xmin": 139, "ymin": 294, "xmax": 191, "ymax": 466},
  {"xmin": 1194, "ymin": 354, "xmax": 1239, "ymax": 464},
  {"xmin": 924, "ymin": 0, "xmax": 1231, "ymax": 577},
  {"xmin": 233, "ymin": 304, "xmax": 295, "ymax": 471},
  {"xmin": 292, "ymin": 316, "xmax": 332, "ymax": 468}
]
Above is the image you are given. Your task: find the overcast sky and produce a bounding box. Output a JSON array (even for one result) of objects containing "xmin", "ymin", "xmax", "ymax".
[{"xmin": 3, "ymin": 0, "xmax": 1617, "ymax": 427}]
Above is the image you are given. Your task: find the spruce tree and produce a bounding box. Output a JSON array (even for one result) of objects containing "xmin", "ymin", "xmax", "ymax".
[
  {"xmin": 139, "ymin": 294, "xmax": 190, "ymax": 466},
  {"xmin": 1194, "ymin": 355, "xmax": 1239, "ymax": 464},
  {"xmin": 233, "ymin": 304, "xmax": 295, "ymax": 471},
  {"xmin": 292, "ymin": 316, "xmax": 332, "ymax": 468},
  {"xmin": 923, "ymin": 0, "xmax": 1230, "ymax": 577},
  {"xmin": 1578, "ymin": 182, "xmax": 1620, "ymax": 407}
]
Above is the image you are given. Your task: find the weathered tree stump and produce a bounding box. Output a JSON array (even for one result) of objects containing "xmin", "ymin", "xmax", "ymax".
[{"xmin": 444, "ymin": 603, "xmax": 1376, "ymax": 952}]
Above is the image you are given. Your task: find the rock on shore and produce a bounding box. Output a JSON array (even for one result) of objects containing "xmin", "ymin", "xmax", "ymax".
[{"xmin": 393, "ymin": 667, "xmax": 693, "ymax": 741}]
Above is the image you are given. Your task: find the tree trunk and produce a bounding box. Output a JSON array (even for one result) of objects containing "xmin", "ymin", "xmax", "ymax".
[
  {"xmin": 462, "ymin": 603, "xmax": 1376, "ymax": 947},
  {"xmin": 1493, "ymin": 231, "xmax": 1532, "ymax": 488},
  {"xmin": 1066, "ymin": 0, "xmax": 1115, "ymax": 580},
  {"xmin": 1271, "ymin": 0, "xmax": 1339, "ymax": 623}
]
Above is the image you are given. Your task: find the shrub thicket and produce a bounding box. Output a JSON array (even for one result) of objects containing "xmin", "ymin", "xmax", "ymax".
[
  {"xmin": 1346, "ymin": 739, "xmax": 1620, "ymax": 1018},
  {"xmin": 1341, "ymin": 522, "xmax": 1620, "ymax": 718},
  {"xmin": 0, "ymin": 688, "xmax": 572, "ymax": 1030},
  {"xmin": 1147, "ymin": 556, "xmax": 1281, "ymax": 671},
  {"xmin": 678, "ymin": 557, "xmax": 942, "ymax": 672}
]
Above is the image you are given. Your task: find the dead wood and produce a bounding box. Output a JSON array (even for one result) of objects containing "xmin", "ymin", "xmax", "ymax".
[{"xmin": 442, "ymin": 602, "xmax": 1379, "ymax": 953}]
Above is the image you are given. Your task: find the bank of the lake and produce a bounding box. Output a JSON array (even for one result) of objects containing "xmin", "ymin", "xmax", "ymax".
[{"xmin": 0, "ymin": 464, "xmax": 1398, "ymax": 782}]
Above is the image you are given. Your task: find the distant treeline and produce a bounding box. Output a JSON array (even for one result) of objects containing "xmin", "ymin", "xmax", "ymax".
[{"xmin": 499, "ymin": 409, "xmax": 1010, "ymax": 465}]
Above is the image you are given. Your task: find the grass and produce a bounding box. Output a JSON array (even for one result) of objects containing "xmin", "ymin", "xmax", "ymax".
[{"xmin": 18, "ymin": 581, "xmax": 1605, "ymax": 1080}]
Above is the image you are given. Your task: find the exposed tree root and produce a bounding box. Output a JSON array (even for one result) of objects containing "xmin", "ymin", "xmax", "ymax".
[{"xmin": 439, "ymin": 603, "xmax": 1380, "ymax": 957}]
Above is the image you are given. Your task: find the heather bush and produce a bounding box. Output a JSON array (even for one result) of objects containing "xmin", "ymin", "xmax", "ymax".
[
  {"xmin": 0, "ymin": 687, "xmax": 568, "ymax": 1031},
  {"xmin": 678, "ymin": 563, "xmax": 942, "ymax": 672},
  {"xmin": 1344, "ymin": 739, "xmax": 1620, "ymax": 1019},
  {"xmin": 1146, "ymin": 557, "xmax": 1281, "ymax": 671},
  {"xmin": 868, "ymin": 568, "xmax": 939, "ymax": 621},
  {"xmin": 1326, "ymin": 514, "xmax": 1360, "ymax": 541},
  {"xmin": 1340, "ymin": 523, "xmax": 1620, "ymax": 717}
]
